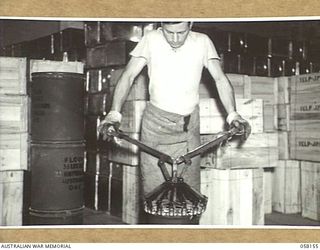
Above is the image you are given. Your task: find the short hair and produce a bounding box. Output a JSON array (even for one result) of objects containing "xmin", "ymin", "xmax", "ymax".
[{"xmin": 161, "ymin": 21, "xmax": 192, "ymax": 25}]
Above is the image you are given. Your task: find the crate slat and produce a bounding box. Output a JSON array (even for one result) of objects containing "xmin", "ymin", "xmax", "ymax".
[
  {"xmin": 200, "ymin": 168, "xmax": 264, "ymax": 225},
  {"xmin": 272, "ymin": 160, "xmax": 301, "ymax": 214},
  {"xmin": 0, "ymin": 133, "xmax": 28, "ymax": 171},
  {"xmin": 0, "ymin": 170, "xmax": 24, "ymax": 226},
  {"xmin": 216, "ymin": 132, "xmax": 279, "ymax": 169},
  {"xmin": 0, "ymin": 57, "xmax": 27, "ymax": 95},
  {"xmin": 301, "ymin": 161, "xmax": 320, "ymax": 221},
  {"xmin": 122, "ymin": 165, "xmax": 139, "ymax": 225}
]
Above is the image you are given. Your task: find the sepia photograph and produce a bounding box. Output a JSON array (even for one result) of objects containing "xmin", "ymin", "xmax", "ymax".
[{"xmin": 0, "ymin": 17, "xmax": 320, "ymax": 232}]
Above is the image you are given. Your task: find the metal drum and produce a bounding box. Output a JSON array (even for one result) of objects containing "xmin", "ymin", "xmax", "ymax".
[
  {"xmin": 31, "ymin": 72, "xmax": 85, "ymax": 142},
  {"xmin": 29, "ymin": 142, "xmax": 85, "ymax": 225}
]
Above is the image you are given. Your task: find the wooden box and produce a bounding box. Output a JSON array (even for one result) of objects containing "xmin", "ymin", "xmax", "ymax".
[
  {"xmin": 109, "ymin": 71, "xmax": 149, "ymax": 101},
  {"xmin": 0, "ymin": 170, "xmax": 24, "ymax": 226},
  {"xmin": 0, "ymin": 57, "xmax": 27, "ymax": 95},
  {"xmin": 276, "ymin": 76, "xmax": 293, "ymax": 105},
  {"xmin": 245, "ymin": 76, "xmax": 278, "ymax": 131},
  {"xmin": 85, "ymin": 22, "xmax": 146, "ymax": 47},
  {"xmin": 200, "ymin": 168, "xmax": 264, "ymax": 225},
  {"xmin": 86, "ymin": 41, "xmax": 136, "ymax": 68},
  {"xmin": 278, "ymin": 131, "xmax": 290, "ymax": 160},
  {"xmin": 199, "ymin": 73, "xmax": 248, "ymax": 99},
  {"xmin": 0, "ymin": 133, "xmax": 28, "ymax": 171},
  {"xmin": 199, "ymin": 98, "xmax": 263, "ymax": 134},
  {"xmin": 84, "ymin": 172, "xmax": 99, "ymax": 210},
  {"xmin": 301, "ymin": 161, "xmax": 320, "ymax": 221},
  {"xmin": 108, "ymin": 133, "xmax": 140, "ymax": 166},
  {"xmin": 263, "ymin": 104, "xmax": 277, "ymax": 132},
  {"xmin": 200, "ymin": 134, "xmax": 218, "ymax": 169},
  {"xmin": 245, "ymin": 76, "xmax": 278, "ymax": 105},
  {"xmin": 85, "ymin": 150, "xmax": 109, "ymax": 175},
  {"xmin": 120, "ymin": 100, "xmax": 147, "ymax": 133},
  {"xmin": 122, "ymin": 164, "xmax": 140, "ymax": 225},
  {"xmin": 277, "ymin": 103, "xmax": 290, "ymax": 131},
  {"xmin": 85, "ymin": 92, "xmax": 111, "ymax": 116},
  {"xmin": 110, "ymin": 162, "xmax": 123, "ymax": 217},
  {"xmin": 86, "ymin": 67, "xmax": 149, "ymax": 101},
  {"xmin": 216, "ymin": 132, "xmax": 279, "ymax": 169},
  {"xmin": 0, "ymin": 94, "xmax": 28, "ymax": 133},
  {"xmin": 272, "ymin": 160, "xmax": 301, "ymax": 214},
  {"xmin": 290, "ymin": 73, "xmax": 320, "ymax": 133},
  {"xmin": 86, "ymin": 67, "xmax": 123, "ymax": 93},
  {"xmin": 263, "ymin": 168, "xmax": 274, "ymax": 214},
  {"xmin": 290, "ymin": 131, "xmax": 320, "ymax": 162},
  {"xmin": 85, "ymin": 115, "xmax": 99, "ymax": 151}
]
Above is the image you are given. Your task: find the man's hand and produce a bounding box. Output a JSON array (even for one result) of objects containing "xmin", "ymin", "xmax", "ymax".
[
  {"xmin": 226, "ymin": 111, "xmax": 251, "ymax": 140},
  {"xmin": 98, "ymin": 110, "xmax": 122, "ymax": 141}
]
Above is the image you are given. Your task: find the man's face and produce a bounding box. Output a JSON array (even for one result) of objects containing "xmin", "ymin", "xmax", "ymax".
[{"xmin": 161, "ymin": 22, "xmax": 191, "ymax": 49}]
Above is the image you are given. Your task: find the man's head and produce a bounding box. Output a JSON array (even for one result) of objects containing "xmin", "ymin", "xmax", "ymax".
[{"xmin": 161, "ymin": 22, "xmax": 192, "ymax": 49}]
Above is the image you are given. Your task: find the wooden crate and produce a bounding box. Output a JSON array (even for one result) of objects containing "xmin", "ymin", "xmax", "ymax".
[
  {"xmin": 85, "ymin": 92, "xmax": 111, "ymax": 116},
  {"xmin": 85, "ymin": 150, "xmax": 109, "ymax": 175},
  {"xmin": 0, "ymin": 170, "xmax": 24, "ymax": 226},
  {"xmin": 199, "ymin": 98, "xmax": 263, "ymax": 134},
  {"xmin": 0, "ymin": 94, "xmax": 28, "ymax": 133},
  {"xmin": 0, "ymin": 133, "xmax": 28, "ymax": 171},
  {"xmin": 86, "ymin": 67, "xmax": 123, "ymax": 93},
  {"xmin": 301, "ymin": 161, "xmax": 320, "ymax": 221},
  {"xmin": 263, "ymin": 168, "xmax": 274, "ymax": 214},
  {"xmin": 263, "ymin": 104, "xmax": 277, "ymax": 132},
  {"xmin": 84, "ymin": 172, "xmax": 99, "ymax": 210},
  {"xmin": 200, "ymin": 134, "xmax": 218, "ymax": 169},
  {"xmin": 272, "ymin": 160, "xmax": 301, "ymax": 214},
  {"xmin": 278, "ymin": 131, "xmax": 290, "ymax": 160},
  {"xmin": 245, "ymin": 76, "xmax": 278, "ymax": 105},
  {"xmin": 108, "ymin": 133, "xmax": 140, "ymax": 166},
  {"xmin": 286, "ymin": 73, "xmax": 320, "ymax": 162},
  {"xmin": 85, "ymin": 22, "xmax": 144, "ymax": 47},
  {"xmin": 30, "ymin": 59, "xmax": 84, "ymax": 78},
  {"xmin": 245, "ymin": 76, "xmax": 278, "ymax": 131},
  {"xmin": 216, "ymin": 132, "xmax": 279, "ymax": 169},
  {"xmin": 199, "ymin": 73, "xmax": 248, "ymax": 99},
  {"xmin": 86, "ymin": 67, "xmax": 149, "ymax": 101},
  {"xmin": 277, "ymin": 104, "xmax": 290, "ymax": 131},
  {"xmin": 120, "ymin": 100, "xmax": 147, "ymax": 133},
  {"xmin": 290, "ymin": 72, "xmax": 320, "ymax": 134},
  {"xmin": 122, "ymin": 165, "xmax": 140, "ymax": 225},
  {"xmin": 276, "ymin": 76, "xmax": 293, "ymax": 105},
  {"xmin": 290, "ymin": 131, "xmax": 320, "ymax": 162},
  {"xmin": 200, "ymin": 168, "xmax": 264, "ymax": 225},
  {"xmin": 86, "ymin": 41, "xmax": 135, "ymax": 68},
  {"xmin": 109, "ymin": 73, "xmax": 149, "ymax": 101},
  {"xmin": 0, "ymin": 57, "xmax": 27, "ymax": 95}
]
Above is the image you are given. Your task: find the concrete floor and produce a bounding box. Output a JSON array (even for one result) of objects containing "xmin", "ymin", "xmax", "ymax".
[{"xmin": 83, "ymin": 208, "xmax": 320, "ymax": 226}]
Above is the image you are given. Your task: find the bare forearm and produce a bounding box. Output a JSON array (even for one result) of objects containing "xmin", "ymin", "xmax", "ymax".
[
  {"xmin": 111, "ymin": 73, "xmax": 134, "ymax": 112},
  {"xmin": 215, "ymin": 75, "xmax": 237, "ymax": 115}
]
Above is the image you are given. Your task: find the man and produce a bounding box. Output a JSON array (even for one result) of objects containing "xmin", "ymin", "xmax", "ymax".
[{"xmin": 99, "ymin": 21, "xmax": 251, "ymax": 224}]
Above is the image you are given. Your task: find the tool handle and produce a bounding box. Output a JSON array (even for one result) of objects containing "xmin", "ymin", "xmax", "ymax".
[
  {"xmin": 176, "ymin": 127, "xmax": 240, "ymax": 165},
  {"xmin": 108, "ymin": 130, "xmax": 174, "ymax": 165}
]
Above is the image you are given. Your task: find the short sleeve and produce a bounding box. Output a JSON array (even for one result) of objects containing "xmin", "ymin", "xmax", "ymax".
[
  {"xmin": 203, "ymin": 34, "xmax": 220, "ymax": 68},
  {"xmin": 130, "ymin": 32, "xmax": 151, "ymax": 62}
]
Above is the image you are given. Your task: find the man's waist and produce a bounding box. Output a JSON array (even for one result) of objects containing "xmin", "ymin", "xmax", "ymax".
[{"xmin": 150, "ymin": 99, "xmax": 198, "ymax": 117}]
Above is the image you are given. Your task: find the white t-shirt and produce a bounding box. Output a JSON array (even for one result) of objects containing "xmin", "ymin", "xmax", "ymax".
[{"xmin": 130, "ymin": 28, "xmax": 220, "ymax": 115}]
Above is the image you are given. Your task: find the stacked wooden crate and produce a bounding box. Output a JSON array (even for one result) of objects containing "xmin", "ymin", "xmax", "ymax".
[
  {"xmin": 289, "ymin": 73, "xmax": 320, "ymax": 220},
  {"xmin": 84, "ymin": 22, "xmax": 155, "ymax": 224},
  {"xmin": 272, "ymin": 76, "xmax": 302, "ymax": 214},
  {"xmin": 199, "ymin": 74, "xmax": 279, "ymax": 225},
  {"xmin": 0, "ymin": 57, "xmax": 28, "ymax": 226}
]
